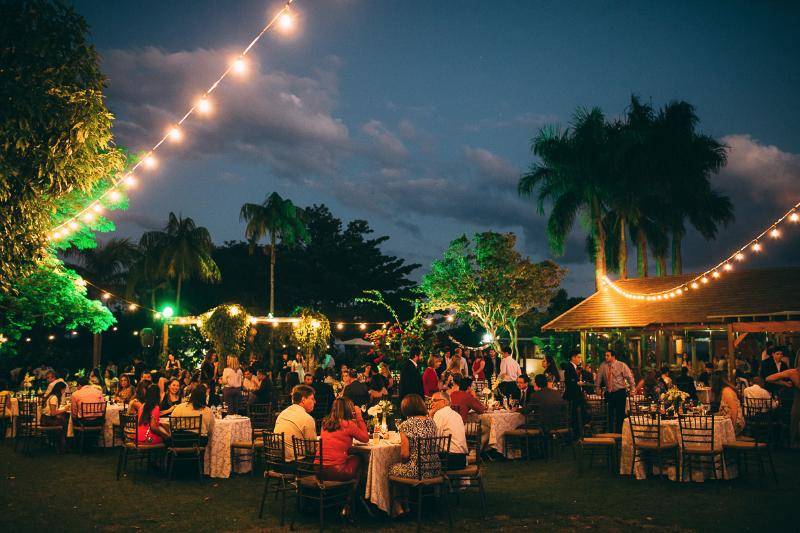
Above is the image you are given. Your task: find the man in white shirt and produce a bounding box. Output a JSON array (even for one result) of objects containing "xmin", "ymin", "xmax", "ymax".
[
  {"xmin": 429, "ymin": 391, "xmax": 468, "ymax": 470},
  {"xmin": 273, "ymin": 384, "xmax": 317, "ymax": 462},
  {"xmin": 499, "ymin": 350, "xmax": 522, "ymax": 397},
  {"xmin": 743, "ymin": 376, "xmax": 773, "ymax": 404}
]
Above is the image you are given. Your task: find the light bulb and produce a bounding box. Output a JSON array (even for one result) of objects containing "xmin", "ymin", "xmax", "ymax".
[
  {"xmin": 723, "ymin": 263, "xmax": 733, "ymax": 271},
  {"xmin": 196, "ymin": 96, "xmax": 212, "ymax": 114},
  {"xmin": 143, "ymin": 155, "xmax": 157, "ymax": 169},
  {"xmin": 752, "ymin": 242, "xmax": 761, "ymax": 252},
  {"xmin": 359, "ymin": 323, "xmax": 367, "ymax": 331},
  {"xmin": 691, "ymin": 282, "xmax": 699, "ymax": 289},
  {"xmin": 790, "ymin": 212, "xmax": 799, "ymax": 222},
  {"xmin": 92, "ymin": 203, "xmax": 103, "ymax": 213},
  {"xmin": 128, "ymin": 303, "xmax": 137, "ymax": 311},
  {"xmin": 124, "ymin": 175, "xmax": 136, "ymax": 188},
  {"xmin": 425, "ymin": 318, "xmax": 433, "ymax": 326},
  {"xmin": 770, "ymin": 228, "xmax": 780, "ymax": 238},
  {"xmin": 101, "ymin": 292, "xmax": 111, "ymax": 300},
  {"xmin": 231, "ymin": 57, "xmax": 246, "ymax": 75},
  {"xmin": 82, "ymin": 212, "xmax": 95, "ymax": 223},
  {"xmin": 278, "ymin": 11, "xmax": 294, "ymax": 32},
  {"xmin": 168, "ymin": 126, "xmax": 182, "ymax": 142},
  {"xmin": 701, "ymin": 277, "xmax": 709, "ymax": 284},
  {"xmin": 712, "ymin": 271, "xmax": 720, "ymax": 278},
  {"xmin": 69, "ymin": 221, "xmax": 79, "ymax": 230},
  {"xmin": 336, "ymin": 323, "xmax": 344, "ymax": 330},
  {"xmin": 446, "ymin": 315, "xmax": 455, "ymax": 323},
  {"xmin": 735, "ymin": 252, "xmax": 745, "ymax": 261}
]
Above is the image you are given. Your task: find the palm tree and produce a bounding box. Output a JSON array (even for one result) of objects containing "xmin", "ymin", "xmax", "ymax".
[
  {"xmin": 65, "ymin": 238, "xmax": 139, "ymax": 288},
  {"xmin": 518, "ymin": 108, "xmax": 614, "ymax": 290},
  {"xmin": 127, "ymin": 234, "xmax": 166, "ymax": 310},
  {"xmin": 650, "ymin": 101, "xmax": 732, "ymax": 274},
  {"xmin": 240, "ymin": 192, "xmax": 309, "ymax": 315},
  {"xmin": 140, "ymin": 213, "xmax": 221, "ymax": 312}
]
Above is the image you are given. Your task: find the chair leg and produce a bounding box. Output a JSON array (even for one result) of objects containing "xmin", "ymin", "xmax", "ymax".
[
  {"xmin": 116, "ymin": 448, "xmax": 124, "ymax": 480},
  {"xmin": 767, "ymin": 451, "xmax": 779, "ymax": 486},
  {"xmin": 319, "ymin": 491, "xmax": 324, "ymax": 533},
  {"xmin": 259, "ymin": 476, "xmax": 270, "ymax": 518},
  {"xmin": 416, "ymin": 487, "xmax": 423, "ymax": 533},
  {"xmin": 280, "ymin": 485, "xmax": 288, "ymax": 526},
  {"xmin": 477, "ymin": 475, "xmax": 487, "ymax": 519},
  {"xmin": 389, "ymin": 482, "xmax": 395, "ymax": 519},
  {"xmin": 442, "ymin": 484, "xmax": 452, "ymax": 531}
]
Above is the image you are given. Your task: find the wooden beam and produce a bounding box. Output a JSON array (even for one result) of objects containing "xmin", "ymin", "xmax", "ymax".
[
  {"xmin": 731, "ymin": 321, "xmax": 800, "ymax": 333},
  {"xmin": 733, "ymin": 332, "xmax": 749, "ymax": 348},
  {"xmin": 580, "ymin": 330, "xmax": 587, "ymax": 360},
  {"xmin": 726, "ymin": 324, "xmax": 735, "ymax": 381}
]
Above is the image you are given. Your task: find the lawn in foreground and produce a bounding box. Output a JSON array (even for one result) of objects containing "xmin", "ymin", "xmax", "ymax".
[{"xmin": 0, "ymin": 441, "xmax": 795, "ymax": 531}]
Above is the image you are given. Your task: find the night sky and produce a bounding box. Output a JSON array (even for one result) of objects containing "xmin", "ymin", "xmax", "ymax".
[{"xmin": 68, "ymin": 0, "xmax": 800, "ymax": 296}]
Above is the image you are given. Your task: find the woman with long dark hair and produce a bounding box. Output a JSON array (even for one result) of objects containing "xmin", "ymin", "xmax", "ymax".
[
  {"xmin": 137, "ymin": 384, "xmax": 169, "ymax": 444},
  {"xmin": 711, "ymin": 371, "xmax": 744, "ymax": 435},
  {"xmin": 319, "ymin": 397, "xmax": 369, "ymax": 481},
  {"xmin": 115, "ymin": 374, "xmax": 136, "ymax": 404},
  {"xmin": 542, "ymin": 355, "xmax": 561, "ymax": 384},
  {"xmin": 160, "ymin": 379, "xmax": 182, "ymax": 415},
  {"xmin": 41, "ymin": 381, "xmax": 69, "ymax": 452}
]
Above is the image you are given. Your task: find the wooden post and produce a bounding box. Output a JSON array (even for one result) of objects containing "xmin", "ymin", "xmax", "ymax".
[
  {"xmin": 580, "ymin": 330, "xmax": 587, "ymax": 361},
  {"xmin": 726, "ymin": 323, "xmax": 736, "ymax": 381},
  {"xmin": 92, "ymin": 333, "xmax": 102, "ymax": 369},
  {"xmin": 161, "ymin": 322, "xmax": 169, "ymax": 360},
  {"xmin": 691, "ymin": 337, "xmax": 697, "ymax": 372}
]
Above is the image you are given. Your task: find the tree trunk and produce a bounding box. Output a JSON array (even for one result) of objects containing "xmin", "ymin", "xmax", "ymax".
[
  {"xmin": 592, "ymin": 202, "xmax": 607, "ymax": 290},
  {"xmin": 636, "ymin": 227, "xmax": 648, "ymax": 278},
  {"xmin": 618, "ymin": 216, "xmax": 628, "ymax": 279},
  {"xmin": 92, "ymin": 333, "xmax": 102, "ymax": 368},
  {"xmin": 150, "ymin": 289, "xmax": 156, "ymax": 311},
  {"xmin": 269, "ymin": 229, "xmax": 276, "ymax": 316},
  {"xmin": 176, "ymin": 274, "xmax": 183, "ymax": 312},
  {"xmin": 656, "ymin": 255, "xmax": 667, "ymax": 277},
  {"xmin": 671, "ymin": 233, "xmax": 683, "ymax": 275}
]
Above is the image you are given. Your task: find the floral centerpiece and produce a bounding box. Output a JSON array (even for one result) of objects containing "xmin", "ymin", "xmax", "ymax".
[
  {"xmin": 367, "ymin": 399, "xmax": 395, "ymax": 432},
  {"xmin": 660, "ymin": 386, "xmax": 689, "ymax": 414},
  {"xmin": 325, "ymin": 375, "xmax": 343, "ymax": 396}
]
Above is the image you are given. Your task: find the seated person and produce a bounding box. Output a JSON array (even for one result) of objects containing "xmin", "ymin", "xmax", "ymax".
[
  {"xmin": 243, "ymin": 367, "xmax": 261, "ymax": 393},
  {"xmin": 318, "ymin": 397, "xmax": 369, "ymax": 481},
  {"xmin": 674, "ymin": 366, "xmax": 697, "ymax": 400},
  {"xmin": 41, "ymin": 381, "xmax": 70, "ymax": 452},
  {"xmin": 71, "ymin": 376, "xmax": 105, "ymax": 426},
  {"xmin": 342, "ymin": 369, "xmax": 370, "ymax": 408},
  {"xmin": 429, "ymin": 391, "xmax": 468, "ymax": 470},
  {"xmin": 743, "ymin": 376, "xmax": 772, "ymax": 402},
  {"xmin": 250, "ymin": 369, "xmax": 274, "ymax": 405},
  {"xmin": 137, "ymin": 385, "xmax": 170, "ymax": 445},
  {"xmin": 159, "ymin": 379, "xmax": 183, "ymax": 416},
  {"xmin": 697, "ymin": 363, "xmax": 714, "ymax": 387},
  {"xmin": 530, "ymin": 374, "xmax": 567, "ymax": 431},
  {"xmin": 389, "ymin": 394, "xmax": 439, "ymax": 480},
  {"xmin": 657, "ymin": 366, "xmax": 673, "ymax": 392},
  {"xmin": 514, "ymin": 374, "xmax": 536, "ymax": 414},
  {"xmin": 449, "ymin": 377, "xmax": 486, "ymax": 420},
  {"xmin": 172, "ymin": 384, "xmax": 215, "ymax": 440},
  {"xmin": 364, "ymin": 365, "xmax": 388, "ymax": 405},
  {"xmin": 273, "ymin": 385, "xmax": 317, "ymax": 462}
]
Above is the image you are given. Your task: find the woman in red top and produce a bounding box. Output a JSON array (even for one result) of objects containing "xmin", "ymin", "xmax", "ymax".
[
  {"xmin": 136, "ymin": 384, "xmax": 169, "ymax": 445},
  {"xmin": 319, "ymin": 397, "xmax": 369, "ymax": 481},
  {"xmin": 422, "ymin": 356, "xmax": 440, "ymax": 397},
  {"xmin": 472, "ymin": 352, "xmax": 486, "ymax": 380}
]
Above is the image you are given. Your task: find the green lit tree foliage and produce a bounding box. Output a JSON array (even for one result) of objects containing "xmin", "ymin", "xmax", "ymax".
[
  {"xmin": 0, "ymin": 257, "xmax": 115, "ymax": 355},
  {"xmin": 421, "ymin": 232, "xmax": 565, "ymax": 360},
  {"xmin": 0, "ymin": 0, "xmax": 126, "ymax": 292},
  {"xmin": 200, "ymin": 304, "xmax": 249, "ymax": 359},
  {"xmin": 291, "ymin": 307, "xmax": 330, "ymax": 373}
]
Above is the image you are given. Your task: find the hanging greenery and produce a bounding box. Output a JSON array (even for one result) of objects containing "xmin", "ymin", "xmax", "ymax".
[
  {"xmin": 358, "ymin": 290, "xmax": 435, "ymax": 365},
  {"xmin": 200, "ymin": 304, "xmax": 249, "ymax": 358},
  {"xmin": 291, "ymin": 307, "xmax": 330, "ymax": 373}
]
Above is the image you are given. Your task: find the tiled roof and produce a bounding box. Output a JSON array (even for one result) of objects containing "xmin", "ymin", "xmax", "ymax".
[{"xmin": 542, "ymin": 267, "xmax": 800, "ymax": 331}]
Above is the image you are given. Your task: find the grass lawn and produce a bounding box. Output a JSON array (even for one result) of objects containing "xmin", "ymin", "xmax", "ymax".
[{"xmin": 0, "ymin": 440, "xmax": 796, "ymax": 532}]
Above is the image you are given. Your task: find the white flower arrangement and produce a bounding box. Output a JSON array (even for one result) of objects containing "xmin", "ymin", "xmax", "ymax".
[
  {"xmin": 367, "ymin": 399, "xmax": 395, "ymax": 417},
  {"xmin": 660, "ymin": 386, "xmax": 689, "ymax": 405}
]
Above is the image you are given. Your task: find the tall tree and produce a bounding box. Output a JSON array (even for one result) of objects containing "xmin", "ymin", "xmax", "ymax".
[
  {"xmin": 64, "ymin": 238, "xmax": 138, "ymax": 288},
  {"xmin": 240, "ymin": 192, "xmax": 309, "ymax": 315},
  {"xmin": 519, "ymin": 108, "xmax": 613, "ymax": 289},
  {"xmin": 0, "ymin": 0, "xmax": 125, "ymax": 293},
  {"xmin": 140, "ymin": 213, "xmax": 220, "ymax": 312},
  {"xmin": 421, "ymin": 232, "xmax": 565, "ymax": 360}
]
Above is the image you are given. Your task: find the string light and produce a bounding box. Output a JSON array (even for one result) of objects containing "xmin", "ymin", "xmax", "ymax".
[
  {"xmin": 359, "ymin": 323, "xmax": 367, "ymax": 331},
  {"xmin": 101, "ymin": 292, "xmax": 111, "ymax": 300},
  {"xmin": 46, "ymin": 1, "xmax": 297, "ymax": 241},
  {"xmin": 603, "ymin": 201, "xmax": 800, "ymax": 302},
  {"xmin": 336, "ymin": 323, "xmax": 344, "ymax": 330}
]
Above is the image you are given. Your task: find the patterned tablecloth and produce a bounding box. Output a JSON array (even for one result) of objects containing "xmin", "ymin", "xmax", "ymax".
[
  {"xmin": 5, "ymin": 398, "xmax": 121, "ymax": 447},
  {"xmin": 352, "ymin": 434, "xmax": 402, "ymax": 513},
  {"xmin": 204, "ymin": 415, "xmax": 252, "ymax": 478},
  {"xmin": 620, "ymin": 416, "xmax": 738, "ymax": 482},
  {"xmin": 481, "ymin": 410, "xmax": 525, "ymax": 456}
]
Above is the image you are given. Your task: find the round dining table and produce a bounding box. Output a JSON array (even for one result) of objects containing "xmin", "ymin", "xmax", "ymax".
[
  {"xmin": 619, "ymin": 415, "xmax": 738, "ymax": 482},
  {"xmin": 203, "ymin": 414, "xmax": 252, "ymax": 478},
  {"xmin": 351, "ymin": 433, "xmax": 402, "ymax": 514},
  {"xmin": 480, "ymin": 409, "xmax": 525, "ymax": 456}
]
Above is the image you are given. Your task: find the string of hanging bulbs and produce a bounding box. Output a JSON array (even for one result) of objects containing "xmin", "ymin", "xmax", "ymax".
[
  {"xmin": 48, "ymin": 1, "xmax": 297, "ymax": 241},
  {"xmin": 603, "ymin": 199, "xmax": 800, "ymax": 301}
]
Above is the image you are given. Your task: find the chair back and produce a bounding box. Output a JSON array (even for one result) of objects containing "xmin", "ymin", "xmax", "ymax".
[
  {"xmin": 629, "ymin": 413, "xmax": 663, "ymax": 447},
  {"xmin": 743, "ymin": 397, "xmax": 774, "ymax": 418},
  {"xmin": 169, "ymin": 416, "xmax": 202, "ymax": 448},
  {"xmin": 0, "ymin": 394, "xmax": 9, "ymax": 418},
  {"xmin": 247, "ymin": 403, "xmax": 274, "ymax": 430},
  {"xmin": 292, "ymin": 436, "xmax": 322, "ymax": 479},
  {"xmin": 119, "ymin": 413, "xmax": 139, "ymax": 447},
  {"xmin": 464, "ymin": 420, "xmax": 482, "ymax": 461},
  {"xmin": 18, "ymin": 399, "xmax": 40, "ymax": 434},
  {"xmin": 585, "ymin": 398, "xmax": 608, "ymax": 434},
  {"xmin": 262, "ymin": 432, "xmax": 289, "ymax": 471},
  {"xmin": 678, "ymin": 414, "xmax": 715, "ymax": 452},
  {"xmin": 78, "ymin": 401, "xmax": 107, "ymax": 421},
  {"xmin": 411, "ymin": 435, "xmax": 450, "ymax": 480}
]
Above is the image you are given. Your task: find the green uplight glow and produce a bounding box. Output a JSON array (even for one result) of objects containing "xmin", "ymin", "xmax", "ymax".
[{"xmin": 161, "ymin": 306, "xmax": 174, "ymax": 318}]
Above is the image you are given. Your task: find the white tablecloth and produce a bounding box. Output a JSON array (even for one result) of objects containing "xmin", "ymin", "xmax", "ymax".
[
  {"xmin": 620, "ymin": 416, "xmax": 737, "ymax": 482},
  {"xmin": 481, "ymin": 410, "xmax": 525, "ymax": 456},
  {"xmin": 66, "ymin": 403, "xmax": 123, "ymax": 447},
  {"xmin": 204, "ymin": 415, "xmax": 252, "ymax": 478},
  {"xmin": 352, "ymin": 434, "xmax": 402, "ymax": 513}
]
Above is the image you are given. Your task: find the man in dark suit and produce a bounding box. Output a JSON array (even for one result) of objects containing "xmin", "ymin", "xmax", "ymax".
[
  {"xmin": 399, "ymin": 352, "xmax": 424, "ymax": 401},
  {"xmin": 530, "ymin": 374, "xmax": 567, "ymax": 431},
  {"xmin": 562, "ymin": 351, "xmax": 585, "ymax": 436},
  {"xmin": 760, "ymin": 347, "xmax": 790, "ymax": 395},
  {"xmin": 483, "ymin": 349, "xmax": 499, "ymax": 385},
  {"xmin": 513, "ymin": 374, "xmax": 534, "ymax": 411}
]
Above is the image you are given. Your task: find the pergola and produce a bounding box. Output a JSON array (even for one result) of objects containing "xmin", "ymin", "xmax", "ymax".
[
  {"xmin": 542, "ymin": 267, "xmax": 800, "ymax": 377},
  {"xmin": 162, "ymin": 315, "xmax": 301, "ymax": 355}
]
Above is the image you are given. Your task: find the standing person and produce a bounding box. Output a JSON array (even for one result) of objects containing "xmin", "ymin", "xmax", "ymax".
[
  {"xmin": 164, "ymin": 353, "xmax": 181, "ymax": 372},
  {"xmin": 761, "ymin": 346, "xmax": 790, "ymax": 396},
  {"xmin": 399, "ymin": 352, "xmax": 424, "ymax": 402},
  {"xmin": 221, "ymin": 356, "xmax": 243, "ymax": 414},
  {"xmin": 292, "ymin": 353, "xmax": 306, "ymax": 383},
  {"xmin": 472, "ymin": 351, "xmax": 486, "ymax": 381},
  {"xmin": 484, "ymin": 349, "xmax": 500, "ymax": 386},
  {"xmin": 422, "ymin": 356, "xmax": 440, "ymax": 397},
  {"xmin": 499, "ymin": 350, "xmax": 522, "ymax": 398},
  {"xmin": 594, "ymin": 350, "xmax": 635, "ymax": 434},
  {"xmin": 562, "ymin": 351, "xmax": 585, "ymax": 436},
  {"xmin": 766, "ymin": 367, "xmax": 800, "ymax": 447},
  {"xmin": 541, "ymin": 355, "xmax": 561, "ymax": 384}
]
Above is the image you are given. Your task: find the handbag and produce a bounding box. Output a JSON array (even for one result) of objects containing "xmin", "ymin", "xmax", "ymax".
[{"xmin": 144, "ymin": 426, "xmax": 153, "ymax": 444}]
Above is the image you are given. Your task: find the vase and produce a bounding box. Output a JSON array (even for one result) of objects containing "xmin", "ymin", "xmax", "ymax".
[{"xmin": 380, "ymin": 413, "xmax": 388, "ymax": 433}]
